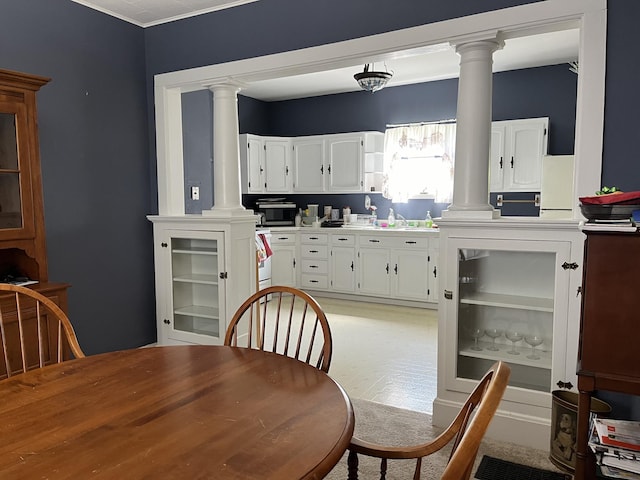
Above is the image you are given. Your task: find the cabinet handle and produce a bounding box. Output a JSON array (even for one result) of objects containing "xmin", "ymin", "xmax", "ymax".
[
  {"xmin": 499, "ymin": 157, "xmax": 503, "ymax": 169},
  {"xmin": 293, "ymin": 259, "xmax": 296, "ymax": 268},
  {"xmin": 277, "ymin": 237, "xmax": 289, "ymax": 240},
  {"xmin": 562, "ymin": 261, "xmax": 579, "ymax": 270},
  {"xmin": 444, "ymin": 290, "xmax": 453, "ymax": 300},
  {"xmin": 320, "ymin": 165, "xmax": 324, "ymax": 174},
  {"xmin": 161, "ymin": 242, "xmax": 168, "ymax": 248},
  {"xmin": 394, "ymin": 264, "xmax": 398, "ymax": 275},
  {"xmin": 163, "ymin": 319, "xmax": 171, "ymax": 325},
  {"xmin": 556, "ymin": 380, "xmax": 573, "ymax": 390},
  {"xmin": 310, "ymin": 237, "xmax": 319, "ymax": 240},
  {"xmin": 219, "ymin": 272, "xmax": 228, "ymax": 279},
  {"xmin": 310, "ymin": 280, "xmax": 319, "ymax": 283},
  {"xmin": 405, "ymin": 240, "xmax": 417, "ymax": 245},
  {"xmin": 285, "ymin": 166, "xmax": 289, "ymax": 175},
  {"xmin": 350, "ymin": 261, "xmax": 354, "ymax": 271},
  {"xmin": 338, "ymin": 238, "xmax": 348, "ymax": 241},
  {"xmin": 433, "ymin": 266, "xmax": 437, "ymax": 278},
  {"xmin": 309, "ymin": 249, "xmax": 319, "ymax": 253},
  {"xmin": 510, "ymin": 156, "xmax": 514, "ymax": 168},
  {"xmin": 385, "ymin": 263, "xmax": 389, "ymax": 274},
  {"xmin": 369, "ymin": 239, "xmax": 380, "ymax": 243},
  {"xmin": 328, "ymin": 165, "xmax": 331, "ymax": 174},
  {"xmin": 310, "ymin": 265, "xmax": 318, "ymax": 269}
]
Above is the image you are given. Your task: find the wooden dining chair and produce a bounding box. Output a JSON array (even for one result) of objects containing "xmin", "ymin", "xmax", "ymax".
[
  {"xmin": 0, "ymin": 284, "xmax": 84, "ymax": 379},
  {"xmin": 224, "ymin": 285, "xmax": 333, "ymax": 373},
  {"xmin": 347, "ymin": 361, "xmax": 511, "ymax": 480}
]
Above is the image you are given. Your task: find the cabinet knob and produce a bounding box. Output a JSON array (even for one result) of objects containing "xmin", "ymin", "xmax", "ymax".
[
  {"xmin": 444, "ymin": 290, "xmax": 453, "ymax": 300},
  {"xmin": 163, "ymin": 319, "xmax": 171, "ymax": 325},
  {"xmin": 161, "ymin": 242, "xmax": 168, "ymax": 248},
  {"xmin": 556, "ymin": 380, "xmax": 573, "ymax": 390}
]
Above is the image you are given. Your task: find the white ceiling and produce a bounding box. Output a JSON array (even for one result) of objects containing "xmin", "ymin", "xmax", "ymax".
[{"xmin": 72, "ymin": 0, "xmax": 579, "ymax": 102}]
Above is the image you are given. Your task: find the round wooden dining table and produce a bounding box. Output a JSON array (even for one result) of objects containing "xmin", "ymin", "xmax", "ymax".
[{"xmin": 0, "ymin": 345, "xmax": 354, "ymax": 479}]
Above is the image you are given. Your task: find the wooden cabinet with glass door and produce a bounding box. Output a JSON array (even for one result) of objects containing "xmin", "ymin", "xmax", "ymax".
[{"xmin": 0, "ymin": 69, "xmax": 50, "ymax": 282}]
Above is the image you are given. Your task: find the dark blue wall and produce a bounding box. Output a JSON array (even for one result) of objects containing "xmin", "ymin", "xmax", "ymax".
[{"xmin": 0, "ymin": 0, "xmax": 155, "ymax": 354}]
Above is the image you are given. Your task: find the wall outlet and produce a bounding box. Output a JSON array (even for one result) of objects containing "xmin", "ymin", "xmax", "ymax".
[{"xmin": 191, "ymin": 186, "xmax": 200, "ymax": 200}]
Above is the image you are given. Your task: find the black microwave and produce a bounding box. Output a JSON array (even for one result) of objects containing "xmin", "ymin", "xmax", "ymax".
[{"xmin": 256, "ymin": 202, "xmax": 297, "ymax": 226}]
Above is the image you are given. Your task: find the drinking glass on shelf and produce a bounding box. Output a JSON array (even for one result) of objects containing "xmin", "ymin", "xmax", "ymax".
[
  {"xmin": 524, "ymin": 335, "xmax": 544, "ymax": 360},
  {"xmin": 505, "ymin": 330, "xmax": 523, "ymax": 355},
  {"xmin": 484, "ymin": 328, "xmax": 503, "ymax": 351},
  {"xmin": 469, "ymin": 327, "xmax": 484, "ymax": 351}
]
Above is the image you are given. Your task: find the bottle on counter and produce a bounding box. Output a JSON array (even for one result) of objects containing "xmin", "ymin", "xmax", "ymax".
[
  {"xmin": 425, "ymin": 210, "xmax": 433, "ymax": 228},
  {"xmin": 295, "ymin": 208, "xmax": 302, "ymax": 227},
  {"xmin": 388, "ymin": 208, "xmax": 395, "ymax": 227}
]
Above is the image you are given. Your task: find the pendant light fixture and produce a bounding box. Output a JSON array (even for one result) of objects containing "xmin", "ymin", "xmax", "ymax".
[{"xmin": 354, "ymin": 63, "xmax": 393, "ymax": 93}]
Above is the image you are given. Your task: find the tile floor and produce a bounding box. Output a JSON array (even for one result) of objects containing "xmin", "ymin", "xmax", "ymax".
[{"xmin": 314, "ymin": 296, "xmax": 438, "ymax": 413}]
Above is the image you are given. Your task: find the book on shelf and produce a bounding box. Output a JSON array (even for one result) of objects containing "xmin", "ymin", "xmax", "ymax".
[{"xmin": 581, "ymin": 220, "xmax": 638, "ymax": 232}]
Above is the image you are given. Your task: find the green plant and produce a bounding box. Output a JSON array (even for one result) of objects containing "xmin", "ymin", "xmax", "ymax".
[{"xmin": 596, "ymin": 186, "xmax": 620, "ymax": 195}]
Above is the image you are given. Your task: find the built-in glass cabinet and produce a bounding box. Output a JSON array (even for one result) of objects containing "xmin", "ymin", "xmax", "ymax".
[
  {"xmin": 0, "ymin": 111, "xmax": 23, "ymax": 230},
  {"xmin": 434, "ymin": 220, "xmax": 584, "ymax": 449}
]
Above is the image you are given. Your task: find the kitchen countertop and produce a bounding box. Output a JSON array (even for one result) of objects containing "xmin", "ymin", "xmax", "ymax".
[{"xmin": 266, "ymin": 225, "xmax": 440, "ymax": 234}]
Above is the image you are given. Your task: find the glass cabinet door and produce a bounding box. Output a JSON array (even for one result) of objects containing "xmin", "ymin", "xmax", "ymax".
[
  {"xmin": 447, "ymin": 237, "xmax": 571, "ymax": 406},
  {"xmin": 0, "ymin": 101, "xmax": 33, "ymax": 237},
  {"xmin": 166, "ymin": 231, "xmax": 226, "ymax": 345}
]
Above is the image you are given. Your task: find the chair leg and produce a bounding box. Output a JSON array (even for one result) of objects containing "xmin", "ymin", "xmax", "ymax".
[{"xmin": 347, "ymin": 450, "xmax": 359, "ymax": 480}]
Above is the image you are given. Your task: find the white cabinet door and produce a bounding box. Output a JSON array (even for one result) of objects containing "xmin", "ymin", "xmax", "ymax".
[
  {"xmin": 292, "ymin": 137, "xmax": 325, "ymax": 192},
  {"xmin": 240, "ymin": 134, "xmax": 265, "ymax": 194},
  {"xmin": 428, "ymin": 238, "xmax": 439, "ymax": 303},
  {"xmin": 326, "ymin": 134, "xmax": 363, "ymax": 192},
  {"xmin": 158, "ymin": 229, "xmax": 226, "ymax": 346},
  {"xmin": 505, "ymin": 119, "xmax": 548, "ymax": 191},
  {"xmin": 358, "ymin": 247, "xmax": 390, "ymax": 296},
  {"xmin": 392, "ymin": 249, "xmax": 429, "ymax": 301},
  {"xmin": 331, "ymin": 246, "xmax": 356, "ymax": 292},
  {"xmin": 271, "ymin": 244, "xmax": 297, "ymax": 287},
  {"xmin": 264, "ymin": 139, "xmax": 291, "ymax": 193},
  {"xmin": 489, "ymin": 118, "xmax": 548, "ymax": 192},
  {"xmin": 489, "ymin": 125, "xmax": 506, "ymax": 192}
]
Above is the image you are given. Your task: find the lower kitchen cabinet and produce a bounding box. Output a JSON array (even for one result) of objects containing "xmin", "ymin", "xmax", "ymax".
[
  {"xmin": 433, "ymin": 218, "xmax": 584, "ymax": 449},
  {"xmin": 330, "ymin": 234, "xmax": 356, "ymax": 293},
  {"xmin": 270, "ymin": 230, "xmax": 298, "ymax": 287},
  {"xmin": 148, "ymin": 216, "xmax": 255, "ymax": 346},
  {"xmin": 300, "ymin": 232, "xmax": 329, "ymax": 290}
]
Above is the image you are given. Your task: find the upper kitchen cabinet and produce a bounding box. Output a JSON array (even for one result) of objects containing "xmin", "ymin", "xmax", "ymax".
[
  {"xmin": 0, "ymin": 69, "xmax": 50, "ymax": 282},
  {"xmin": 239, "ymin": 134, "xmax": 291, "ymax": 194},
  {"xmin": 246, "ymin": 131, "xmax": 383, "ymax": 194},
  {"xmin": 489, "ymin": 117, "xmax": 549, "ymax": 193},
  {"xmin": 292, "ymin": 136, "xmax": 325, "ymax": 192}
]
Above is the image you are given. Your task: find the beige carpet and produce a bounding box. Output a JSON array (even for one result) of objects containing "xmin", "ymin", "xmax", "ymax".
[{"xmin": 325, "ymin": 398, "xmax": 566, "ymax": 479}]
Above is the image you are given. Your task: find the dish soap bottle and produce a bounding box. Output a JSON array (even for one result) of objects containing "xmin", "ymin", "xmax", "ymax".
[
  {"xmin": 425, "ymin": 210, "xmax": 433, "ymax": 228},
  {"xmin": 388, "ymin": 208, "xmax": 395, "ymax": 227}
]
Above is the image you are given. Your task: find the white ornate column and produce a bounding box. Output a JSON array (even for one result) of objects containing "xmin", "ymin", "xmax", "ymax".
[
  {"xmin": 202, "ymin": 82, "xmax": 252, "ymax": 217},
  {"xmin": 442, "ymin": 35, "xmax": 503, "ymax": 219}
]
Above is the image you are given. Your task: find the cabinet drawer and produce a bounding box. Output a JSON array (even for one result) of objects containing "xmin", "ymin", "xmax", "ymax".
[
  {"xmin": 301, "ymin": 245, "xmax": 328, "ymax": 258},
  {"xmin": 301, "ymin": 259, "xmax": 328, "ymax": 274},
  {"xmin": 270, "ymin": 233, "xmax": 296, "ymax": 244},
  {"xmin": 393, "ymin": 237, "xmax": 428, "ymax": 249},
  {"xmin": 358, "ymin": 235, "xmax": 392, "ymax": 248},
  {"xmin": 300, "ymin": 233, "xmax": 328, "ymax": 243},
  {"xmin": 300, "ymin": 274, "xmax": 328, "ymax": 289},
  {"xmin": 331, "ymin": 234, "xmax": 355, "ymax": 246}
]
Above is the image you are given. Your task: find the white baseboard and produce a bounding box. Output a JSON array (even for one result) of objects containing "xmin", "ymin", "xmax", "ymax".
[{"xmin": 433, "ymin": 397, "xmax": 551, "ymax": 450}]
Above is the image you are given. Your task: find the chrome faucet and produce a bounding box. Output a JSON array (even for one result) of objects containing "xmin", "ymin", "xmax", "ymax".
[{"xmin": 396, "ymin": 213, "xmax": 408, "ymax": 227}]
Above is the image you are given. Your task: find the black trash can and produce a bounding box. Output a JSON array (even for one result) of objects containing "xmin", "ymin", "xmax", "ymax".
[{"xmin": 549, "ymin": 390, "xmax": 611, "ymax": 472}]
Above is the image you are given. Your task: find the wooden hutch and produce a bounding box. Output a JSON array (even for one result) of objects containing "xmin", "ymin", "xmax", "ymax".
[{"xmin": 0, "ymin": 68, "xmax": 71, "ymax": 376}]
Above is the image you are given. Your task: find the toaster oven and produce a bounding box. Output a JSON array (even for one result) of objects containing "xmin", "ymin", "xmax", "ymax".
[{"xmin": 256, "ymin": 201, "xmax": 297, "ymax": 226}]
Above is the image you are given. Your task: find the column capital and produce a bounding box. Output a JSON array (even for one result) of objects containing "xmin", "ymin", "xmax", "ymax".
[
  {"xmin": 205, "ymin": 80, "xmax": 245, "ymax": 94},
  {"xmin": 449, "ymin": 30, "xmax": 504, "ymax": 52}
]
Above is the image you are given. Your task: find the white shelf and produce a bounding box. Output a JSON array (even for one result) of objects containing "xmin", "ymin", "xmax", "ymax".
[
  {"xmin": 172, "ymin": 248, "xmax": 218, "ymax": 255},
  {"xmin": 458, "ymin": 340, "xmax": 551, "ymax": 369},
  {"xmin": 173, "ymin": 274, "xmax": 219, "ymax": 285},
  {"xmin": 459, "ymin": 292, "xmax": 553, "ymax": 312},
  {"xmin": 174, "ymin": 305, "xmax": 220, "ymax": 320}
]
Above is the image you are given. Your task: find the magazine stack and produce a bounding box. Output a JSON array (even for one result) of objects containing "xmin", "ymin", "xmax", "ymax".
[{"xmin": 589, "ymin": 418, "xmax": 640, "ymax": 479}]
